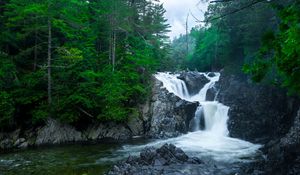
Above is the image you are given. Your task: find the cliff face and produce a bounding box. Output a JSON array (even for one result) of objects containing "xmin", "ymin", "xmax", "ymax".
[
  {"xmin": 145, "ymin": 77, "xmax": 198, "ymax": 138},
  {"xmin": 216, "ymin": 72, "xmax": 300, "ymax": 174},
  {"xmin": 217, "ymin": 72, "xmax": 299, "ymax": 143}
]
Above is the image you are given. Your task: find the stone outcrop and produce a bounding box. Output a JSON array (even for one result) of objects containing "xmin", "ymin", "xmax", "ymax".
[
  {"xmin": 259, "ymin": 108, "xmax": 300, "ymax": 175},
  {"xmin": 146, "ymin": 77, "xmax": 198, "ymax": 138},
  {"xmin": 0, "ymin": 119, "xmax": 133, "ymax": 150},
  {"xmin": 35, "ymin": 118, "xmax": 84, "ymax": 145},
  {"xmin": 84, "ymin": 122, "xmax": 132, "ymax": 141},
  {"xmin": 178, "ymin": 71, "xmax": 209, "ymax": 95},
  {"xmin": 215, "ymin": 72, "xmax": 300, "ymax": 174},
  {"xmin": 217, "ymin": 72, "xmax": 299, "ymax": 143},
  {"xmin": 107, "ymin": 144, "xmax": 204, "ymax": 175}
]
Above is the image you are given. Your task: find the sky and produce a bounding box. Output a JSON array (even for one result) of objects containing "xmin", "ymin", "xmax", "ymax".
[{"xmin": 159, "ymin": 0, "xmax": 209, "ymax": 39}]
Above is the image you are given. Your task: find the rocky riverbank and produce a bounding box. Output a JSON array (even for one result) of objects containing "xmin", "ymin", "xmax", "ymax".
[{"xmin": 0, "ymin": 74, "xmax": 200, "ymax": 151}]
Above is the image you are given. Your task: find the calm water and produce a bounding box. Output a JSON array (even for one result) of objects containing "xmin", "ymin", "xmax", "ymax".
[{"xmin": 0, "ymin": 139, "xmax": 149, "ymax": 175}]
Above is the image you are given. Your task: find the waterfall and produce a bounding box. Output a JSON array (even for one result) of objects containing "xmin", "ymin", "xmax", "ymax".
[
  {"xmin": 155, "ymin": 72, "xmax": 228, "ymax": 136},
  {"xmin": 113, "ymin": 72, "xmax": 261, "ymax": 163}
]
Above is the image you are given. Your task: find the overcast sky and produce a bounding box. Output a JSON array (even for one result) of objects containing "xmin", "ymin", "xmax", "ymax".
[{"xmin": 160, "ymin": 0, "xmax": 209, "ymax": 39}]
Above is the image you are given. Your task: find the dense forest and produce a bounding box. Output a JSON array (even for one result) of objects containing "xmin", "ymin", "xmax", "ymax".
[
  {"xmin": 0, "ymin": 0, "xmax": 170, "ymax": 130},
  {"xmin": 0, "ymin": 0, "xmax": 299, "ymax": 130},
  {"xmin": 171, "ymin": 0, "xmax": 300, "ymax": 94}
]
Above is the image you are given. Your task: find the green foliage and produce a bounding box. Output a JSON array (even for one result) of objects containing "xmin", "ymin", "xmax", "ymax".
[
  {"xmin": 0, "ymin": 0, "xmax": 170, "ymax": 128},
  {"xmin": 244, "ymin": 1, "xmax": 300, "ymax": 95},
  {"xmin": 0, "ymin": 91, "xmax": 15, "ymax": 128}
]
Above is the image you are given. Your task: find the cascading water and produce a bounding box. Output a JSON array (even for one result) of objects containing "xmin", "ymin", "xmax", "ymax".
[
  {"xmin": 110, "ymin": 72, "xmax": 262, "ymax": 163},
  {"xmin": 155, "ymin": 72, "xmax": 228, "ymax": 135}
]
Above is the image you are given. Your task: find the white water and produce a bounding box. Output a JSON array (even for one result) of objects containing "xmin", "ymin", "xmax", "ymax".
[{"xmin": 99, "ymin": 72, "xmax": 261, "ymax": 163}]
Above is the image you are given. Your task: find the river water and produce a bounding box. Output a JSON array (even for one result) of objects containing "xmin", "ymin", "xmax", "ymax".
[{"xmin": 0, "ymin": 72, "xmax": 262, "ymax": 175}]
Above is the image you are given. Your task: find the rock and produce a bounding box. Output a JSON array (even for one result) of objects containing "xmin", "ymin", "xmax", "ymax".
[
  {"xmin": 206, "ymin": 86, "xmax": 218, "ymax": 101},
  {"xmin": 107, "ymin": 144, "xmax": 203, "ymax": 175},
  {"xmin": 259, "ymin": 108, "xmax": 300, "ymax": 175},
  {"xmin": 127, "ymin": 115, "xmax": 144, "ymax": 136},
  {"xmin": 18, "ymin": 141, "xmax": 29, "ymax": 149},
  {"xmin": 9, "ymin": 129, "xmax": 20, "ymax": 141},
  {"xmin": 280, "ymin": 108, "xmax": 300, "ymax": 147},
  {"xmin": 217, "ymin": 72, "xmax": 299, "ymax": 143},
  {"xmin": 85, "ymin": 122, "xmax": 132, "ymax": 141},
  {"xmin": 13, "ymin": 138, "xmax": 25, "ymax": 147},
  {"xmin": 35, "ymin": 118, "xmax": 84, "ymax": 145},
  {"xmin": 147, "ymin": 77, "xmax": 198, "ymax": 138},
  {"xmin": 207, "ymin": 72, "xmax": 216, "ymax": 77},
  {"xmin": 178, "ymin": 72, "xmax": 209, "ymax": 95},
  {"xmin": 0, "ymin": 138, "xmax": 13, "ymax": 149}
]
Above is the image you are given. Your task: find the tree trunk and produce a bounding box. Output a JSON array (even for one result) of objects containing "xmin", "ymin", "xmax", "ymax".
[
  {"xmin": 33, "ymin": 27, "xmax": 38, "ymax": 71},
  {"xmin": 112, "ymin": 30, "xmax": 116, "ymax": 72},
  {"xmin": 186, "ymin": 13, "xmax": 189, "ymax": 56},
  {"xmin": 47, "ymin": 18, "xmax": 52, "ymax": 105}
]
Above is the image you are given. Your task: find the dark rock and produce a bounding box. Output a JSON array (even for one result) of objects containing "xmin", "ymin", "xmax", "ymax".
[
  {"xmin": 217, "ymin": 72, "xmax": 299, "ymax": 143},
  {"xmin": 207, "ymin": 72, "xmax": 216, "ymax": 77},
  {"xmin": 107, "ymin": 144, "xmax": 203, "ymax": 175},
  {"xmin": 206, "ymin": 86, "xmax": 218, "ymax": 101},
  {"xmin": 260, "ymin": 108, "xmax": 300, "ymax": 175},
  {"xmin": 177, "ymin": 72, "xmax": 209, "ymax": 96},
  {"xmin": 147, "ymin": 77, "xmax": 198, "ymax": 138},
  {"xmin": 140, "ymin": 146, "xmax": 157, "ymax": 165}
]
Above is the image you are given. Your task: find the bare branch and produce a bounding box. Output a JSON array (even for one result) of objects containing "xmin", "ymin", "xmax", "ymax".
[
  {"xmin": 201, "ymin": 0, "xmax": 268, "ymax": 23},
  {"xmin": 77, "ymin": 107, "xmax": 95, "ymax": 118}
]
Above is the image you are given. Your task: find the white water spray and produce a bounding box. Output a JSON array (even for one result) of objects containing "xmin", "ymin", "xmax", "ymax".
[
  {"xmin": 155, "ymin": 72, "xmax": 228, "ymax": 135},
  {"xmin": 149, "ymin": 72, "xmax": 261, "ymax": 162},
  {"xmin": 101, "ymin": 72, "xmax": 261, "ymax": 163}
]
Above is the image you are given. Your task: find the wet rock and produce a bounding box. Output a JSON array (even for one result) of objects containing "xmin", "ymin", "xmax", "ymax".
[
  {"xmin": 178, "ymin": 72, "xmax": 209, "ymax": 96},
  {"xmin": 207, "ymin": 72, "xmax": 216, "ymax": 77},
  {"xmin": 206, "ymin": 86, "xmax": 218, "ymax": 101},
  {"xmin": 147, "ymin": 77, "xmax": 198, "ymax": 138},
  {"xmin": 35, "ymin": 118, "xmax": 84, "ymax": 145},
  {"xmin": 107, "ymin": 144, "xmax": 203, "ymax": 175},
  {"xmin": 217, "ymin": 72, "xmax": 299, "ymax": 143}
]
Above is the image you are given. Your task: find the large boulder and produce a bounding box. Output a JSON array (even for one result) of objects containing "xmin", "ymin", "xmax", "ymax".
[
  {"xmin": 35, "ymin": 118, "xmax": 84, "ymax": 145},
  {"xmin": 107, "ymin": 144, "xmax": 204, "ymax": 175},
  {"xmin": 217, "ymin": 72, "xmax": 299, "ymax": 143},
  {"xmin": 147, "ymin": 77, "xmax": 198, "ymax": 138},
  {"xmin": 178, "ymin": 71, "xmax": 210, "ymax": 95}
]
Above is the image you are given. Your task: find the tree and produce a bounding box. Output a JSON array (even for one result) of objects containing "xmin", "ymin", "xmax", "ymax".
[{"xmin": 244, "ymin": 1, "xmax": 300, "ymax": 95}]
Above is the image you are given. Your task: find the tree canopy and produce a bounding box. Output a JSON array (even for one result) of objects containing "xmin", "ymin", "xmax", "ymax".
[{"xmin": 0, "ymin": 0, "xmax": 170, "ymax": 130}]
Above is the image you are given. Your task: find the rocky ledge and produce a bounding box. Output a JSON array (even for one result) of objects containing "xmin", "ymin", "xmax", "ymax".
[
  {"xmin": 107, "ymin": 144, "xmax": 203, "ymax": 175},
  {"xmin": 0, "ymin": 118, "xmax": 134, "ymax": 151},
  {"xmin": 147, "ymin": 76, "xmax": 198, "ymax": 138}
]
